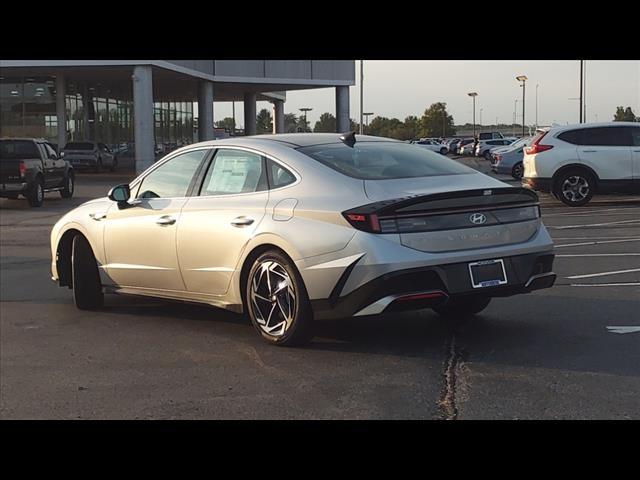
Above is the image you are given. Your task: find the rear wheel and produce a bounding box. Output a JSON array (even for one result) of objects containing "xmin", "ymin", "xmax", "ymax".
[
  {"xmin": 27, "ymin": 177, "xmax": 44, "ymax": 207},
  {"xmin": 484, "ymin": 151, "xmax": 492, "ymax": 161},
  {"xmin": 60, "ymin": 172, "xmax": 74, "ymax": 198},
  {"xmin": 554, "ymin": 169, "xmax": 595, "ymax": 207},
  {"xmin": 245, "ymin": 251, "xmax": 313, "ymax": 346},
  {"xmin": 440, "ymin": 147, "xmax": 447, "ymax": 155},
  {"xmin": 71, "ymin": 235, "xmax": 104, "ymax": 310},
  {"xmin": 511, "ymin": 162, "xmax": 524, "ymax": 180},
  {"xmin": 432, "ymin": 296, "xmax": 491, "ymax": 319}
]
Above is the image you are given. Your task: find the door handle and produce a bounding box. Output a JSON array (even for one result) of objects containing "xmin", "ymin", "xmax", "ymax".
[
  {"xmin": 156, "ymin": 215, "xmax": 176, "ymax": 226},
  {"xmin": 231, "ymin": 216, "xmax": 254, "ymax": 227},
  {"xmin": 89, "ymin": 212, "xmax": 107, "ymax": 221}
]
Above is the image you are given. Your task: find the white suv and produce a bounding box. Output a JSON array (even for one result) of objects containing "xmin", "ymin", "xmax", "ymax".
[{"xmin": 522, "ymin": 122, "xmax": 640, "ymax": 206}]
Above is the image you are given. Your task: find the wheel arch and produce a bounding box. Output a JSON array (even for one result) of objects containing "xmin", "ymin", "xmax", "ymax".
[
  {"xmin": 55, "ymin": 223, "xmax": 99, "ymax": 288},
  {"xmin": 552, "ymin": 163, "xmax": 600, "ymax": 192}
]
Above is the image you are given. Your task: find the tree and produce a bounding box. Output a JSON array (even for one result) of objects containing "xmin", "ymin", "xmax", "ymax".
[
  {"xmin": 215, "ymin": 117, "xmax": 236, "ymax": 131},
  {"xmin": 366, "ymin": 116, "xmax": 404, "ymax": 138},
  {"xmin": 418, "ymin": 102, "xmax": 456, "ymax": 138},
  {"xmin": 256, "ymin": 109, "xmax": 273, "ymax": 134},
  {"xmin": 296, "ymin": 115, "xmax": 311, "ymax": 133},
  {"xmin": 613, "ymin": 106, "xmax": 636, "ymax": 122},
  {"xmin": 313, "ymin": 112, "xmax": 336, "ymax": 132},
  {"xmin": 284, "ymin": 113, "xmax": 298, "ymax": 133}
]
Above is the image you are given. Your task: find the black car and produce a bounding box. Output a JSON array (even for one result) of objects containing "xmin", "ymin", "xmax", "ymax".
[{"xmin": 0, "ymin": 138, "xmax": 75, "ymax": 207}]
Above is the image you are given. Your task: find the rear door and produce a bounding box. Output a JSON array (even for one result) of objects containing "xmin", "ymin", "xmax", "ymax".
[
  {"xmin": 576, "ymin": 126, "xmax": 632, "ymax": 181},
  {"xmin": 630, "ymin": 126, "xmax": 640, "ymax": 187},
  {"xmin": 43, "ymin": 142, "xmax": 65, "ymax": 186},
  {"xmin": 36, "ymin": 142, "xmax": 59, "ymax": 188}
]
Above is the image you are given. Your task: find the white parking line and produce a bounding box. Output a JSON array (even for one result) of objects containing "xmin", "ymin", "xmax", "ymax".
[
  {"xmin": 555, "ymin": 238, "xmax": 640, "ymax": 248},
  {"xmin": 552, "ymin": 236, "xmax": 640, "ymax": 240},
  {"xmin": 571, "ymin": 283, "xmax": 640, "ymax": 287},
  {"xmin": 606, "ymin": 326, "xmax": 640, "ymax": 334},
  {"xmin": 557, "ymin": 253, "xmax": 640, "ymax": 257},
  {"xmin": 567, "ymin": 268, "xmax": 640, "ymax": 280},
  {"xmin": 544, "ymin": 207, "xmax": 640, "ymax": 217},
  {"xmin": 548, "ymin": 219, "xmax": 640, "ymax": 230}
]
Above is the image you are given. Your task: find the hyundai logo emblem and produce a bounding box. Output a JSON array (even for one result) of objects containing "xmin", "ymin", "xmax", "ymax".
[{"xmin": 469, "ymin": 213, "xmax": 487, "ymax": 225}]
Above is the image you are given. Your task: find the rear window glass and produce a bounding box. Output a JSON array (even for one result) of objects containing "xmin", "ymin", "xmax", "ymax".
[
  {"xmin": 298, "ymin": 142, "xmax": 473, "ymax": 180},
  {"xmin": 65, "ymin": 142, "xmax": 94, "ymax": 150},
  {"xmin": 0, "ymin": 140, "xmax": 39, "ymax": 160}
]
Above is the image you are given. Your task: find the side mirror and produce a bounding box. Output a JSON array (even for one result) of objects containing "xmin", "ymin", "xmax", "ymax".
[{"xmin": 108, "ymin": 184, "xmax": 131, "ymax": 203}]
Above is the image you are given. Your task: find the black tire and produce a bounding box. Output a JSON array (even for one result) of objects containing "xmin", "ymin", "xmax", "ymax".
[
  {"xmin": 94, "ymin": 158, "xmax": 102, "ymax": 173},
  {"xmin": 60, "ymin": 172, "xmax": 74, "ymax": 198},
  {"xmin": 432, "ymin": 296, "xmax": 491, "ymax": 319},
  {"xmin": 26, "ymin": 177, "xmax": 44, "ymax": 207},
  {"xmin": 245, "ymin": 250, "xmax": 313, "ymax": 346},
  {"xmin": 511, "ymin": 162, "xmax": 524, "ymax": 180},
  {"xmin": 71, "ymin": 235, "xmax": 104, "ymax": 310},
  {"xmin": 109, "ymin": 157, "xmax": 117, "ymax": 172},
  {"xmin": 440, "ymin": 147, "xmax": 447, "ymax": 155},
  {"xmin": 484, "ymin": 151, "xmax": 492, "ymax": 161},
  {"xmin": 553, "ymin": 168, "xmax": 595, "ymax": 207}
]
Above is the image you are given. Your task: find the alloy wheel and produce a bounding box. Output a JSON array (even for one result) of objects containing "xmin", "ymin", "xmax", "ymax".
[
  {"xmin": 561, "ymin": 175, "xmax": 590, "ymax": 202},
  {"xmin": 250, "ymin": 260, "xmax": 296, "ymax": 337}
]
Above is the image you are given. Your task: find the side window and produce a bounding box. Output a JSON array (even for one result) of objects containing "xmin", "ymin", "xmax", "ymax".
[
  {"xmin": 42, "ymin": 143, "xmax": 57, "ymax": 159},
  {"xmin": 558, "ymin": 129, "xmax": 584, "ymax": 145},
  {"xmin": 136, "ymin": 149, "xmax": 208, "ymax": 199},
  {"xmin": 199, "ymin": 149, "xmax": 267, "ymax": 196},
  {"xmin": 267, "ymin": 159, "xmax": 296, "ymax": 188},
  {"xmin": 581, "ymin": 127, "xmax": 631, "ymax": 146},
  {"xmin": 631, "ymin": 127, "xmax": 640, "ymax": 146}
]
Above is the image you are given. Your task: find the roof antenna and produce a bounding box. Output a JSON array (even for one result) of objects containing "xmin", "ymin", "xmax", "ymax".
[{"xmin": 339, "ymin": 131, "xmax": 356, "ymax": 147}]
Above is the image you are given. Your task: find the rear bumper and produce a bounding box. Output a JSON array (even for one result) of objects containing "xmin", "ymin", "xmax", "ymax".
[
  {"xmin": 0, "ymin": 182, "xmax": 28, "ymax": 195},
  {"xmin": 311, "ymin": 251, "xmax": 556, "ymax": 320},
  {"xmin": 523, "ymin": 177, "xmax": 553, "ymax": 192}
]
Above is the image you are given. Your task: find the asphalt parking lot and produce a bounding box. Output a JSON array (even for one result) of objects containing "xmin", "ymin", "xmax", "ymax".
[{"xmin": 1, "ymin": 158, "xmax": 638, "ymax": 419}]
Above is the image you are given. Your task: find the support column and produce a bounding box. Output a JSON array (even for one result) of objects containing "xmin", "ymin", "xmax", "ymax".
[
  {"xmin": 273, "ymin": 99, "xmax": 285, "ymax": 133},
  {"xmin": 335, "ymin": 86, "xmax": 350, "ymax": 132},
  {"xmin": 243, "ymin": 92, "xmax": 257, "ymax": 136},
  {"xmin": 132, "ymin": 65, "xmax": 155, "ymax": 174},
  {"xmin": 55, "ymin": 73, "xmax": 67, "ymax": 150},
  {"xmin": 198, "ymin": 81, "xmax": 214, "ymax": 141}
]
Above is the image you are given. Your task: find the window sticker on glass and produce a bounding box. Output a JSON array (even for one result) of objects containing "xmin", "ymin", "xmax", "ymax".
[{"xmin": 202, "ymin": 150, "xmax": 263, "ymax": 195}]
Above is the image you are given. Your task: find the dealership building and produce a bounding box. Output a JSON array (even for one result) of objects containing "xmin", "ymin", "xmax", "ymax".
[{"xmin": 0, "ymin": 60, "xmax": 355, "ymax": 172}]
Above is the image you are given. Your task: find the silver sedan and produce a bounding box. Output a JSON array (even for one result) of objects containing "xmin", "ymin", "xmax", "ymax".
[{"xmin": 50, "ymin": 133, "xmax": 556, "ymax": 346}]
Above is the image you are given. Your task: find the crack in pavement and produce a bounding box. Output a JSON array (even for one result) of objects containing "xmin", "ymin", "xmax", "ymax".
[{"xmin": 437, "ymin": 331, "xmax": 469, "ymax": 420}]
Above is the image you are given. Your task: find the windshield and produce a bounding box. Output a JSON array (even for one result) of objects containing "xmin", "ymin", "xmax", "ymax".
[
  {"xmin": 0, "ymin": 140, "xmax": 39, "ymax": 160},
  {"xmin": 64, "ymin": 142, "xmax": 94, "ymax": 150},
  {"xmin": 298, "ymin": 141, "xmax": 473, "ymax": 180}
]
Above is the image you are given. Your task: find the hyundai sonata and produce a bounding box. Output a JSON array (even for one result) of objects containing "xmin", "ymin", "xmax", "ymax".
[{"xmin": 50, "ymin": 133, "xmax": 556, "ymax": 346}]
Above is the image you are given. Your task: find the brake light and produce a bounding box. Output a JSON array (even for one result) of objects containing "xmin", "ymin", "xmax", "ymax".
[
  {"xmin": 343, "ymin": 212, "xmax": 381, "ymax": 233},
  {"xmin": 525, "ymin": 131, "xmax": 553, "ymax": 155},
  {"xmin": 19, "ymin": 161, "xmax": 27, "ymax": 177}
]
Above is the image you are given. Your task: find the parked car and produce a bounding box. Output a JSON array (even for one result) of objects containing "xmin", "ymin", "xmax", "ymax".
[
  {"xmin": 460, "ymin": 140, "xmax": 480, "ymax": 155},
  {"xmin": 50, "ymin": 133, "xmax": 556, "ymax": 346},
  {"xmin": 445, "ymin": 138, "xmax": 461, "ymax": 153},
  {"xmin": 0, "ymin": 138, "xmax": 75, "ymax": 207},
  {"xmin": 412, "ymin": 139, "xmax": 449, "ymax": 155},
  {"xmin": 455, "ymin": 138, "xmax": 474, "ymax": 154},
  {"xmin": 489, "ymin": 136, "xmax": 532, "ymax": 162},
  {"xmin": 523, "ymin": 122, "xmax": 640, "ymax": 206},
  {"xmin": 61, "ymin": 141, "xmax": 117, "ymax": 172},
  {"xmin": 475, "ymin": 138, "xmax": 517, "ymax": 159}
]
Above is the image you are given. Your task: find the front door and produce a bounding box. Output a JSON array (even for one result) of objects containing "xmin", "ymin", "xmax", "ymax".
[
  {"xmin": 576, "ymin": 126, "xmax": 633, "ymax": 182},
  {"xmin": 177, "ymin": 148, "xmax": 269, "ymax": 295},
  {"xmin": 102, "ymin": 148, "xmax": 210, "ymax": 291}
]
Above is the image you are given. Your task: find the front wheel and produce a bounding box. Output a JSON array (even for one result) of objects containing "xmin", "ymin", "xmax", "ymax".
[
  {"xmin": 440, "ymin": 147, "xmax": 447, "ymax": 155},
  {"xmin": 432, "ymin": 296, "xmax": 491, "ymax": 319},
  {"xmin": 60, "ymin": 172, "xmax": 74, "ymax": 198},
  {"xmin": 245, "ymin": 251, "xmax": 314, "ymax": 346},
  {"xmin": 554, "ymin": 169, "xmax": 595, "ymax": 207},
  {"xmin": 71, "ymin": 235, "xmax": 104, "ymax": 310}
]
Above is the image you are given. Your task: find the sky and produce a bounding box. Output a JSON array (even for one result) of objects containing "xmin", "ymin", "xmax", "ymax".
[{"xmin": 213, "ymin": 60, "xmax": 640, "ymax": 129}]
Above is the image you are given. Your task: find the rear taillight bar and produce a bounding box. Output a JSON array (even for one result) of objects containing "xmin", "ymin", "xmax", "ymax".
[
  {"xmin": 525, "ymin": 130, "xmax": 553, "ymax": 155},
  {"xmin": 19, "ymin": 161, "xmax": 27, "ymax": 177},
  {"xmin": 343, "ymin": 213, "xmax": 381, "ymax": 233}
]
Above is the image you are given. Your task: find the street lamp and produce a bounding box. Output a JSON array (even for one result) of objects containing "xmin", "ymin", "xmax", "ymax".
[
  {"xmin": 535, "ymin": 83, "xmax": 539, "ymax": 129},
  {"xmin": 513, "ymin": 99, "xmax": 518, "ymax": 137},
  {"xmin": 360, "ymin": 60, "xmax": 364, "ymax": 134},
  {"xmin": 479, "ymin": 108, "xmax": 483, "ymax": 131},
  {"xmin": 516, "ymin": 75, "xmax": 527, "ymax": 137},
  {"xmin": 467, "ymin": 92, "xmax": 478, "ymax": 138},
  {"xmin": 299, "ymin": 107, "xmax": 312, "ymax": 132}
]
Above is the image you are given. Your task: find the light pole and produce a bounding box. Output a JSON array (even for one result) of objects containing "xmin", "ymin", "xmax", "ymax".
[
  {"xmin": 479, "ymin": 108, "xmax": 483, "ymax": 131},
  {"xmin": 360, "ymin": 60, "xmax": 364, "ymax": 134},
  {"xmin": 516, "ymin": 75, "xmax": 527, "ymax": 137},
  {"xmin": 467, "ymin": 92, "xmax": 478, "ymax": 138},
  {"xmin": 363, "ymin": 112, "xmax": 374, "ymax": 132},
  {"xmin": 513, "ymin": 99, "xmax": 518, "ymax": 137},
  {"xmin": 231, "ymin": 101, "xmax": 236, "ymax": 135},
  {"xmin": 579, "ymin": 60, "xmax": 584, "ymax": 123},
  {"xmin": 299, "ymin": 107, "xmax": 312, "ymax": 132},
  {"xmin": 535, "ymin": 83, "xmax": 539, "ymax": 129}
]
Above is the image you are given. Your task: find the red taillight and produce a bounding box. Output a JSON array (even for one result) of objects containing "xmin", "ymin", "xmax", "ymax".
[
  {"xmin": 19, "ymin": 161, "xmax": 27, "ymax": 177},
  {"xmin": 396, "ymin": 291, "xmax": 445, "ymax": 302},
  {"xmin": 343, "ymin": 212, "xmax": 381, "ymax": 233},
  {"xmin": 525, "ymin": 131, "xmax": 553, "ymax": 155}
]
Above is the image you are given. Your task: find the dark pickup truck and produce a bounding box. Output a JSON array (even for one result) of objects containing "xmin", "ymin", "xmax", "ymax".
[{"xmin": 0, "ymin": 138, "xmax": 75, "ymax": 207}]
